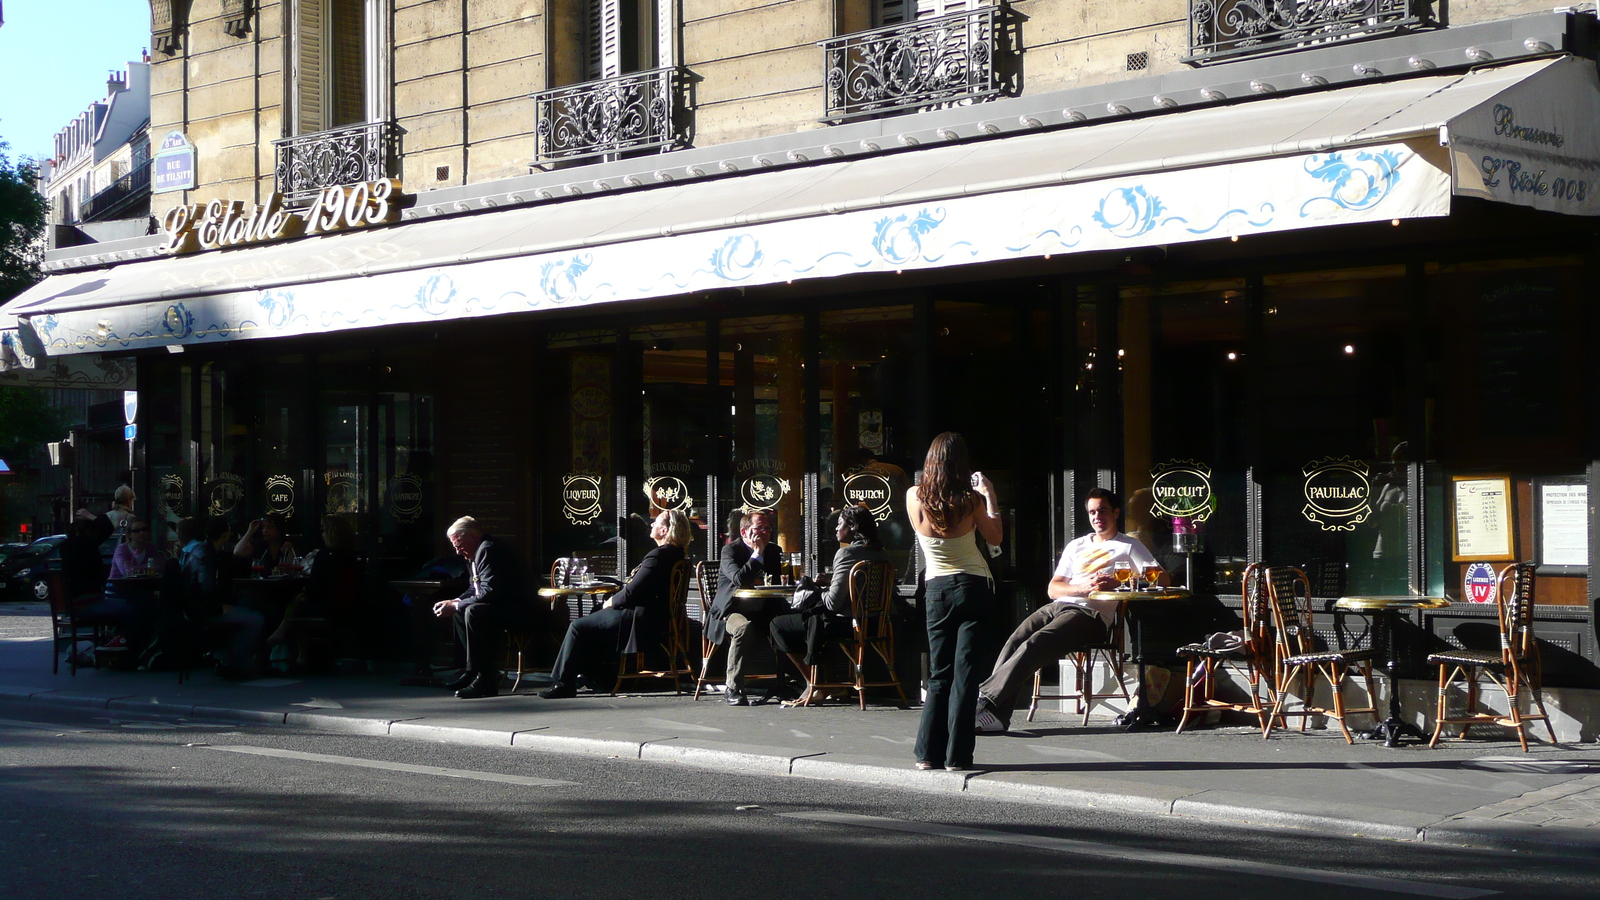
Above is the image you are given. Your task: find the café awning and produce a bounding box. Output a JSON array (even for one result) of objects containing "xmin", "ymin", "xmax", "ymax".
[{"xmin": 7, "ymin": 55, "xmax": 1598, "ymax": 357}]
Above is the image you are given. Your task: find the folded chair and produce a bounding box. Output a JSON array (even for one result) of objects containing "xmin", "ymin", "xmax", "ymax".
[
  {"xmin": 803, "ymin": 560, "xmax": 908, "ymax": 709},
  {"xmin": 1427, "ymin": 562, "xmax": 1558, "ymax": 752},
  {"xmin": 1262, "ymin": 566, "xmax": 1379, "ymax": 743},
  {"xmin": 47, "ymin": 572, "xmax": 117, "ymax": 676},
  {"xmin": 1175, "ymin": 563, "xmax": 1276, "ymax": 733},
  {"xmin": 1027, "ymin": 601, "xmax": 1129, "ymax": 724},
  {"xmin": 613, "ymin": 559, "xmax": 693, "ymax": 694}
]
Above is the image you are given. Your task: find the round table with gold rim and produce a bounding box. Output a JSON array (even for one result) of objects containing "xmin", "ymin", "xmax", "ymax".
[
  {"xmin": 1335, "ymin": 594, "xmax": 1449, "ymax": 747},
  {"xmin": 1088, "ymin": 587, "xmax": 1194, "ymax": 730},
  {"xmin": 538, "ymin": 582, "xmax": 620, "ymax": 615}
]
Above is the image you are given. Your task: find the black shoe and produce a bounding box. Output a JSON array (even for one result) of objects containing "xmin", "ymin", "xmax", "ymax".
[
  {"xmin": 443, "ymin": 672, "xmax": 474, "ymax": 691},
  {"xmin": 725, "ymin": 689, "xmax": 748, "ymax": 707},
  {"xmin": 456, "ymin": 675, "xmax": 499, "ymax": 699},
  {"xmin": 538, "ymin": 683, "xmax": 576, "ymax": 700}
]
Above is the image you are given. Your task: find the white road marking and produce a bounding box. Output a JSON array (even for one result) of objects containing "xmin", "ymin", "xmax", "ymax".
[
  {"xmin": 291, "ymin": 697, "xmax": 345, "ymax": 709},
  {"xmin": 239, "ymin": 678, "xmax": 303, "ymax": 687},
  {"xmin": 780, "ymin": 811, "xmax": 1498, "ymax": 900},
  {"xmin": 201, "ymin": 745, "xmax": 577, "ymax": 787}
]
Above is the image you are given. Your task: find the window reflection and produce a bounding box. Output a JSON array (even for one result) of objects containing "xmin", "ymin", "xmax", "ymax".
[{"xmin": 722, "ymin": 315, "xmax": 805, "ymax": 560}]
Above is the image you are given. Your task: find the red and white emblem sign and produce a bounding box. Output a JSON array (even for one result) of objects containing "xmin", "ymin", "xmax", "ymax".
[{"xmin": 1463, "ymin": 562, "xmax": 1498, "ymax": 605}]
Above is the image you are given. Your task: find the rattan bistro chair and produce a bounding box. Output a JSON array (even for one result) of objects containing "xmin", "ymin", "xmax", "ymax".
[
  {"xmin": 1175, "ymin": 563, "xmax": 1276, "ymax": 733},
  {"xmin": 692, "ymin": 560, "xmax": 723, "ymax": 700},
  {"xmin": 1027, "ymin": 600, "xmax": 1130, "ymax": 725},
  {"xmin": 613, "ymin": 559, "xmax": 694, "ymax": 694},
  {"xmin": 1427, "ymin": 562, "xmax": 1558, "ymax": 752},
  {"xmin": 1262, "ymin": 566, "xmax": 1379, "ymax": 743},
  {"xmin": 803, "ymin": 560, "xmax": 908, "ymax": 709}
]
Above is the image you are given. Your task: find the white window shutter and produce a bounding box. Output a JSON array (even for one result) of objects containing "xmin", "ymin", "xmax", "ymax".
[
  {"xmin": 587, "ymin": 0, "xmax": 622, "ymax": 80},
  {"xmin": 295, "ymin": 0, "xmax": 326, "ymax": 134}
]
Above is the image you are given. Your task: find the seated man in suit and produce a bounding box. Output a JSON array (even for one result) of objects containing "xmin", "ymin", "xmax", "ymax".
[
  {"xmin": 432, "ymin": 516, "xmax": 535, "ymax": 699},
  {"xmin": 539, "ymin": 509, "xmax": 690, "ymax": 698},
  {"xmin": 706, "ymin": 509, "xmax": 782, "ymax": 706}
]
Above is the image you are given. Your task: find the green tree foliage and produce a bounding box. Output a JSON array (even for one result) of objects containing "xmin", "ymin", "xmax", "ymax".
[
  {"xmin": 0, "ymin": 137, "xmax": 56, "ymax": 460},
  {"xmin": 0, "ymin": 137, "xmax": 46, "ymax": 304}
]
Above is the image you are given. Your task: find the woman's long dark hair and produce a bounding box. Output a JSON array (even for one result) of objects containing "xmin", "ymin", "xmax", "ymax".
[
  {"xmin": 838, "ymin": 504, "xmax": 881, "ymax": 551},
  {"xmin": 916, "ymin": 432, "xmax": 977, "ymax": 533}
]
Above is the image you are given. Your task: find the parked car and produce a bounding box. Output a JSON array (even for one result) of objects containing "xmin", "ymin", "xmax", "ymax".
[
  {"xmin": 1, "ymin": 535, "xmax": 67, "ymax": 603},
  {"xmin": 0, "ymin": 542, "xmax": 28, "ymax": 569}
]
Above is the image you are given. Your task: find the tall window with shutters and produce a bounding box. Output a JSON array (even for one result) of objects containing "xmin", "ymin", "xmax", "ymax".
[
  {"xmin": 291, "ymin": 0, "xmax": 382, "ymax": 134},
  {"xmin": 535, "ymin": 0, "xmax": 690, "ymax": 164},
  {"xmin": 275, "ymin": 0, "xmax": 396, "ymax": 204},
  {"xmin": 875, "ymin": 0, "xmax": 983, "ymax": 27}
]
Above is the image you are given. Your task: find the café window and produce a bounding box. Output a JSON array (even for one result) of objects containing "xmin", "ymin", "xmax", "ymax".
[
  {"xmin": 541, "ymin": 330, "xmax": 620, "ymax": 576},
  {"xmin": 255, "ymin": 354, "xmax": 312, "ymax": 538},
  {"xmin": 633, "ymin": 322, "xmax": 712, "ymax": 568},
  {"xmin": 374, "ymin": 347, "xmax": 436, "ymax": 569},
  {"xmin": 721, "ymin": 315, "xmax": 806, "ymax": 564},
  {"xmin": 1135, "ymin": 280, "xmax": 1250, "ymax": 595},
  {"xmin": 820, "ymin": 305, "xmax": 918, "ymax": 581},
  {"xmin": 197, "ymin": 360, "xmax": 250, "ymax": 530},
  {"xmin": 1259, "ymin": 266, "xmax": 1411, "ymax": 597}
]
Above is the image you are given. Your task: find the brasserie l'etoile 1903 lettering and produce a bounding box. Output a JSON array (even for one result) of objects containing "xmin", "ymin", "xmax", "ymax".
[{"xmin": 160, "ymin": 179, "xmax": 405, "ymax": 254}]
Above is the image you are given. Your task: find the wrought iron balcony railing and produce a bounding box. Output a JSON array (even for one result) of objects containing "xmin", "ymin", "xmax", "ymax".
[
  {"xmin": 819, "ymin": 6, "xmax": 1023, "ymax": 125},
  {"xmin": 1186, "ymin": 0, "xmax": 1444, "ymax": 65},
  {"xmin": 272, "ymin": 120, "xmax": 402, "ymax": 207},
  {"xmin": 532, "ymin": 67, "xmax": 693, "ymax": 166},
  {"xmin": 78, "ymin": 160, "xmax": 151, "ymax": 223}
]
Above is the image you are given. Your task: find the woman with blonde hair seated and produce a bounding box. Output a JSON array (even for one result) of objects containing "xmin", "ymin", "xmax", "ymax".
[{"xmin": 540, "ymin": 509, "xmax": 691, "ymax": 698}]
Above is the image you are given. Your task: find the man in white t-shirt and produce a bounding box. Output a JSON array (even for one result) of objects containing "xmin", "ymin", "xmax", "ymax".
[{"xmin": 975, "ymin": 488, "xmax": 1166, "ymax": 732}]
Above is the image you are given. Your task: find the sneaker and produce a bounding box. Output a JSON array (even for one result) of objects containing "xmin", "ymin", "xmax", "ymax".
[{"xmin": 975, "ymin": 705, "xmax": 1007, "ymax": 734}]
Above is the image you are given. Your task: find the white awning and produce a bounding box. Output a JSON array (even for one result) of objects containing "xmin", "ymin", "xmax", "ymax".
[{"xmin": 7, "ymin": 56, "xmax": 1597, "ymax": 358}]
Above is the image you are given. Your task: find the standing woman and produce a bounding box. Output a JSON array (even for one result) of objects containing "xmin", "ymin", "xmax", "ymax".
[{"xmin": 907, "ymin": 432, "xmax": 1002, "ymax": 771}]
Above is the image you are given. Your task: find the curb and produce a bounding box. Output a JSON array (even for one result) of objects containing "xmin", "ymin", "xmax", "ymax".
[{"xmin": 5, "ymin": 683, "xmax": 1596, "ymax": 858}]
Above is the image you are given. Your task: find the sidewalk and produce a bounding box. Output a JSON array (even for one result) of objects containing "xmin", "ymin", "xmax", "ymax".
[{"xmin": 4, "ymin": 601, "xmax": 1598, "ymax": 858}]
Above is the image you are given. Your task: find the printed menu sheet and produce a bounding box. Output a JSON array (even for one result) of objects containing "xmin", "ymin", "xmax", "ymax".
[
  {"xmin": 1539, "ymin": 483, "xmax": 1588, "ymax": 568},
  {"xmin": 1454, "ymin": 476, "xmax": 1513, "ymax": 561}
]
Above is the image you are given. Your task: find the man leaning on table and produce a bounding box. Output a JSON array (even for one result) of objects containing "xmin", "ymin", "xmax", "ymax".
[
  {"xmin": 706, "ymin": 509, "xmax": 783, "ymax": 706},
  {"xmin": 432, "ymin": 516, "xmax": 535, "ymax": 699},
  {"xmin": 974, "ymin": 488, "xmax": 1167, "ymax": 733}
]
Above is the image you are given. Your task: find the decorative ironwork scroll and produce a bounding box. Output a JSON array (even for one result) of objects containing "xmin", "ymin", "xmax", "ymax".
[
  {"xmin": 819, "ymin": 6, "xmax": 1023, "ymax": 125},
  {"xmin": 1186, "ymin": 0, "xmax": 1443, "ymax": 65},
  {"xmin": 272, "ymin": 121, "xmax": 401, "ymax": 208},
  {"xmin": 533, "ymin": 66, "xmax": 693, "ymax": 165}
]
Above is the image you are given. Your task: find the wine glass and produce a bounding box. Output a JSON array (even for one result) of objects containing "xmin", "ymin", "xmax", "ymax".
[
  {"xmin": 251, "ymin": 560, "xmax": 266, "ymax": 579},
  {"xmin": 1113, "ymin": 561, "xmax": 1134, "ymax": 591}
]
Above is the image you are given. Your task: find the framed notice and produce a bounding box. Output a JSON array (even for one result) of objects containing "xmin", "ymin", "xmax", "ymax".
[
  {"xmin": 1452, "ymin": 474, "xmax": 1515, "ymax": 562},
  {"xmin": 1533, "ymin": 477, "xmax": 1588, "ymax": 575}
]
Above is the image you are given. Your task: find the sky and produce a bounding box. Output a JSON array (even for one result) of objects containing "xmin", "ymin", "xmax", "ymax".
[{"xmin": 0, "ymin": 1, "xmax": 153, "ymax": 162}]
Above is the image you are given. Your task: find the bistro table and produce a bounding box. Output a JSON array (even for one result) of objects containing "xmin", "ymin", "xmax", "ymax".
[
  {"xmin": 390, "ymin": 578, "xmax": 464, "ymax": 685},
  {"xmin": 538, "ymin": 582, "xmax": 621, "ymax": 618},
  {"xmin": 1089, "ymin": 587, "xmax": 1193, "ymax": 731},
  {"xmin": 102, "ymin": 575, "xmax": 167, "ymax": 662},
  {"xmin": 727, "ymin": 584, "xmax": 797, "ymax": 702},
  {"xmin": 1334, "ymin": 594, "xmax": 1450, "ymax": 748}
]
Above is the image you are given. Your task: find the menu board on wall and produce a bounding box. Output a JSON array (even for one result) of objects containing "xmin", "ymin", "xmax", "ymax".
[
  {"xmin": 1535, "ymin": 479, "xmax": 1588, "ymax": 573},
  {"xmin": 1452, "ymin": 475, "xmax": 1515, "ymax": 561}
]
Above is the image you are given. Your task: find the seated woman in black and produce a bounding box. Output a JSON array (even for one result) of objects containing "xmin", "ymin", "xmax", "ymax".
[
  {"xmin": 770, "ymin": 504, "xmax": 889, "ymax": 706},
  {"xmin": 539, "ymin": 509, "xmax": 690, "ymax": 698}
]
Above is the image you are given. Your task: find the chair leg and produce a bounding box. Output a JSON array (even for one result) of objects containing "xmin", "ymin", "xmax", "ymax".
[
  {"xmin": 1327, "ymin": 662, "xmax": 1355, "ymax": 744},
  {"xmin": 1428, "ymin": 663, "xmax": 1450, "ymax": 748},
  {"xmin": 1027, "ymin": 669, "xmax": 1042, "ymax": 723},
  {"xmin": 1176, "ymin": 659, "xmax": 1202, "ymax": 735}
]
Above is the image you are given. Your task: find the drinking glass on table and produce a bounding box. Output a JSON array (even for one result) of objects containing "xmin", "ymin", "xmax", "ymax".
[
  {"xmin": 1113, "ymin": 561, "xmax": 1134, "ymax": 591},
  {"xmin": 1141, "ymin": 563, "xmax": 1163, "ymax": 590},
  {"xmin": 252, "ymin": 559, "xmax": 266, "ymax": 579}
]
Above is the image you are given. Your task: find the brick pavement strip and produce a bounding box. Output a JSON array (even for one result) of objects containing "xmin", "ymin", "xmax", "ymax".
[{"xmin": 1449, "ymin": 773, "xmax": 1600, "ymax": 829}]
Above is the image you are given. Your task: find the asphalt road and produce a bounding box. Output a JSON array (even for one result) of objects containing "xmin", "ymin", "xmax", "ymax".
[{"xmin": 0, "ymin": 702, "xmax": 1595, "ymax": 899}]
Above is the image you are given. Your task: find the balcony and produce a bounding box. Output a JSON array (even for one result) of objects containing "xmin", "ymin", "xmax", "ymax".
[
  {"xmin": 272, "ymin": 121, "xmax": 401, "ymax": 207},
  {"xmin": 1186, "ymin": 0, "xmax": 1444, "ymax": 65},
  {"xmin": 78, "ymin": 160, "xmax": 151, "ymax": 223},
  {"xmin": 532, "ymin": 67, "xmax": 694, "ymax": 166},
  {"xmin": 819, "ymin": 6, "xmax": 1023, "ymax": 125}
]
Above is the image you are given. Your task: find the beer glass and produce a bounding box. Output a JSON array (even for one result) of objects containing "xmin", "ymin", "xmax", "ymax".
[{"xmin": 1113, "ymin": 561, "xmax": 1134, "ymax": 591}]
